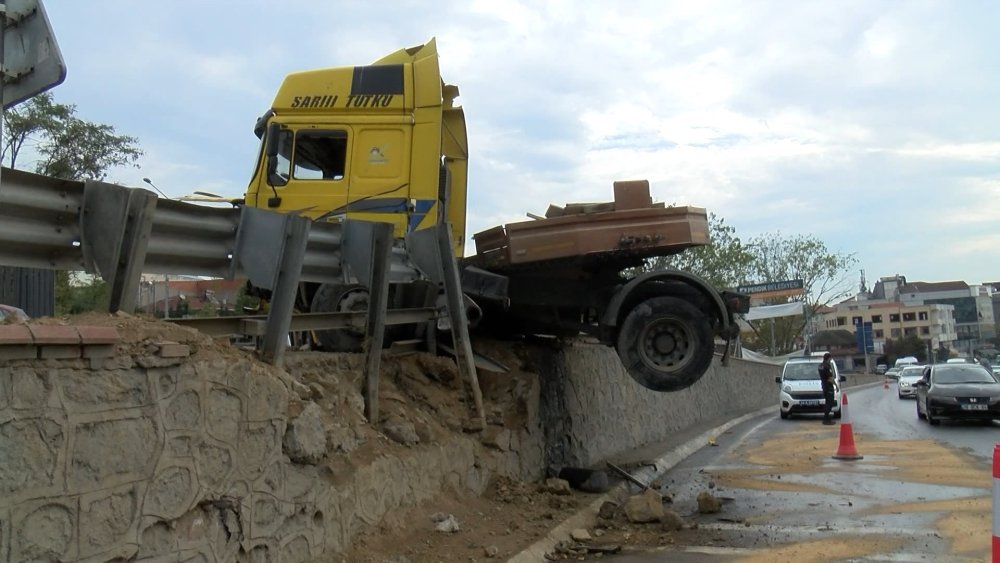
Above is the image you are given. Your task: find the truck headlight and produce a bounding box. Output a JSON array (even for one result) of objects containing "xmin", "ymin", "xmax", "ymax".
[{"xmin": 782, "ymin": 385, "xmax": 792, "ymax": 394}]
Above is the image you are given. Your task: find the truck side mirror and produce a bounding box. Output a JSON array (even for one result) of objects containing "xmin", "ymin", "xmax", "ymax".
[
  {"xmin": 265, "ymin": 122, "xmax": 281, "ymax": 158},
  {"xmin": 775, "ymin": 376, "xmax": 781, "ymax": 384},
  {"xmin": 265, "ymin": 123, "xmax": 288, "ymax": 196},
  {"xmin": 839, "ymin": 375, "xmax": 846, "ymax": 382}
]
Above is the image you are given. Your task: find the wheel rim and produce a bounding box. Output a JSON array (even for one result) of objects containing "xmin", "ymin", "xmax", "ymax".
[
  {"xmin": 338, "ymin": 290, "xmax": 369, "ymax": 313},
  {"xmin": 637, "ymin": 316, "xmax": 693, "ymax": 373}
]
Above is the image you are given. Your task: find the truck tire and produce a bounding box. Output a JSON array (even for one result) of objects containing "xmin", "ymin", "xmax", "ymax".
[
  {"xmin": 310, "ymin": 283, "xmax": 368, "ymax": 352},
  {"xmin": 615, "ymin": 296, "xmax": 713, "ymax": 392}
]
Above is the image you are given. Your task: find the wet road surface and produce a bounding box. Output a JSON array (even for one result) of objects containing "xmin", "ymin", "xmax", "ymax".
[{"xmin": 601, "ymin": 383, "xmax": 998, "ymax": 562}]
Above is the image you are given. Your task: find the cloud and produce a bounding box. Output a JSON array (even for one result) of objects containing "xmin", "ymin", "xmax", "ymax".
[{"xmin": 39, "ymin": 0, "xmax": 1000, "ymax": 286}]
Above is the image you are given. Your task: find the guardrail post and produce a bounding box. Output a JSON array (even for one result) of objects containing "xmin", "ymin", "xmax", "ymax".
[
  {"xmin": 362, "ymin": 222, "xmax": 393, "ymax": 424},
  {"xmin": 258, "ymin": 215, "xmax": 310, "ymax": 366},
  {"xmin": 437, "ymin": 223, "xmax": 486, "ymax": 430},
  {"xmin": 81, "ymin": 180, "xmax": 158, "ymax": 313},
  {"xmin": 405, "ymin": 223, "xmax": 487, "ymax": 430}
]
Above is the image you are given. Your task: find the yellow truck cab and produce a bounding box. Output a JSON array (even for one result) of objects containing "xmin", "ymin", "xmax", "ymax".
[
  {"xmin": 241, "ymin": 39, "xmax": 749, "ymax": 392},
  {"xmin": 244, "ymin": 38, "xmax": 468, "ymax": 257}
]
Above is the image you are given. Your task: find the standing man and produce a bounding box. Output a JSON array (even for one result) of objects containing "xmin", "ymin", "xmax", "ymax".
[{"xmin": 818, "ymin": 352, "xmax": 837, "ymax": 425}]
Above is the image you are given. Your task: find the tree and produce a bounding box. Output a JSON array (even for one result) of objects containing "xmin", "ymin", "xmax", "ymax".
[
  {"xmin": 884, "ymin": 335, "xmax": 928, "ymax": 363},
  {"xmin": 3, "ymin": 92, "xmax": 142, "ymax": 316},
  {"xmin": 738, "ymin": 233, "xmax": 856, "ymax": 355},
  {"xmin": 646, "ymin": 214, "xmax": 857, "ymax": 355},
  {"xmin": 2, "ymin": 91, "xmax": 142, "ymax": 181},
  {"xmin": 747, "ymin": 232, "xmax": 856, "ymax": 309},
  {"xmin": 2, "ymin": 92, "xmax": 72, "ymax": 169},
  {"xmin": 647, "ymin": 213, "xmax": 756, "ymax": 288},
  {"xmin": 37, "ymin": 116, "xmax": 143, "ymax": 181},
  {"xmin": 54, "ymin": 275, "xmax": 109, "ymax": 316}
]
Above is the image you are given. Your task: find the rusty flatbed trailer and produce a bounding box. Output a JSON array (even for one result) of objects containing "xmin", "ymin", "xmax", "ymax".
[
  {"xmin": 463, "ymin": 180, "xmax": 748, "ymax": 393},
  {"xmin": 468, "ymin": 199, "xmax": 709, "ymax": 270}
]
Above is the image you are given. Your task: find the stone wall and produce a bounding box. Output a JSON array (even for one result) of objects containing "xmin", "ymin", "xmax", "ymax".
[
  {"xmin": 0, "ymin": 329, "xmax": 822, "ymax": 562},
  {"xmin": 0, "ymin": 347, "xmax": 521, "ymax": 563}
]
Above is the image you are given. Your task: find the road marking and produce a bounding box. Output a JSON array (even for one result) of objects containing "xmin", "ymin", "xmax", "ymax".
[
  {"xmin": 698, "ymin": 521, "xmax": 948, "ymax": 537},
  {"xmin": 672, "ymin": 546, "xmax": 973, "ymax": 562}
]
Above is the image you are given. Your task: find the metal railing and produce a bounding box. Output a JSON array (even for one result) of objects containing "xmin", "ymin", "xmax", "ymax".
[
  {"xmin": 0, "ymin": 171, "xmax": 419, "ymax": 335},
  {"xmin": 0, "ymin": 166, "xmax": 487, "ymax": 425}
]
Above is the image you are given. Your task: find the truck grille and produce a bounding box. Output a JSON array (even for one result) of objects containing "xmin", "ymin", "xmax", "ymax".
[{"xmin": 790, "ymin": 391, "xmax": 824, "ymax": 400}]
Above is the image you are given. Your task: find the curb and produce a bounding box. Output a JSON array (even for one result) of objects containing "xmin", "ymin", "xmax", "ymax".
[
  {"xmin": 507, "ymin": 378, "xmax": 884, "ymax": 562},
  {"xmin": 507, "ymin": 407, "xmax": 771, "ymax": 563}
]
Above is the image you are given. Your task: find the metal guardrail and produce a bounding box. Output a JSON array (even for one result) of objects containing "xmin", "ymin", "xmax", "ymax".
[
  {"xmin": 0, "ymin": 167, "xmax": 431, "ymax": 360},
  {"xmin": 0, "ymin": 166, "xmax": 487, "ymax": 427}
]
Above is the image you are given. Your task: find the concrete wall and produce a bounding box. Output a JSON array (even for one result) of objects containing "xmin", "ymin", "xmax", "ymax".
[{"xmin": 535, "ymin": 342, "xmax": 781, "ymax": 469}]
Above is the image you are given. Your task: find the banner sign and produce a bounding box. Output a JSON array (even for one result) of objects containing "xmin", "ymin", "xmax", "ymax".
[{"xmin": 736, "ymin": 279, "xmax": 804, "ymax": 299}]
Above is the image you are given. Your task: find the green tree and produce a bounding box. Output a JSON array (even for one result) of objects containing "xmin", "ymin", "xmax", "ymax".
[
  {"xmin": 647, "ymin": 214, "xmax": 857, "ymax": 355},
  {"xmin": 55, "ymin": 275, "xmax": 110, "ymax": 315},
  {"xmin": 884, "ymin": 335, "xmax": 929, "ymax": 363},
  {"xmin": 646, "ymin": 213, "xmax": 756, "ymax": 288},
  {"xmin": 739, "ymin": 233, "xmax": 857, "ymax": 354},
  {"xmin": 2, "ymin": 92, "xmax": 72, "ymax": 168},
  {"xmin": 3, "ymin": 93, "xmax": 142, "ymax": 315},
  {"xmin": 2, "ymin": 91, "xmax": 142, "ymax": 180}
]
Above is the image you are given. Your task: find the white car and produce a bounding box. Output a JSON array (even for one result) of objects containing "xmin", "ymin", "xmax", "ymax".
[
  {"xmin": 776, "ymin": 356, "xmax": 845, "ymax": 420},
  {"xmin": 896, "ymin": 365, "xmax": 927, "ymax": 399}
]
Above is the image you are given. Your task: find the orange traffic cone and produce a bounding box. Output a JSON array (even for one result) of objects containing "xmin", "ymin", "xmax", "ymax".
[
  {"xmin": 883, "ymin": 378, "xmax": 889, "ymax": 390},
  {"xmin": 832, "ymin": 392, "xmax": 863, "ymax": 461}
]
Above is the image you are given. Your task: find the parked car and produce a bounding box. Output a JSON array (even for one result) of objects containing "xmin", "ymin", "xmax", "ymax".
[
  {"xmin": 914, "ymin": 363, "xmax": 1000, "ymax": 425},
  {"xmin": 876, "ymin": 364, "xmax": 888, "ymax": 375},
  {"xmin": 776, "ymin": 356, "xmax": 847, "ymax": 420},
  {"xmin": 885, "ymin": 367, "xmax": 903, "ymax": 380},
  {"xmin": 896, "ymin": 365, "xmax": 927, "ymax": 400}
]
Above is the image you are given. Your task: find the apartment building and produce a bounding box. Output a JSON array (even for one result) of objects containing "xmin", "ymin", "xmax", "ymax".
[
  {"xmin": 896, "ymin": 280, "xmax": 996, "ymax": 357},
  {"xmin": 816, "ymin": 298, "xmax": 957, "ymax": 355}
]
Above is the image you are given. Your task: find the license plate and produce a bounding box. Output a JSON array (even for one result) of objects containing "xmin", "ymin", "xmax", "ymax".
[
  {"xmin": 799, "ymin": 400, "xmax": 821, "ymax": 406},
  {"xmin": 961, "ymin": 404, "xmax": 988, "ymax": 411}
]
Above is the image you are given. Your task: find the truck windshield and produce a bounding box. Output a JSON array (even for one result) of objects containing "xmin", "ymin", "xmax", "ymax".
[{"xmin": 293, "ymin": 130, "xmax": 348, "ymax": 180}]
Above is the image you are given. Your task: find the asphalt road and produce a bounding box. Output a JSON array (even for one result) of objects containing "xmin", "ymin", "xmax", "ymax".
[
  {"xmin": 851, "ymin": 381, "xmax": 1000, "ymax": 463},
  {"xmin": 602, "ymin": 383, "xmax": 999, "ymax": 562}
]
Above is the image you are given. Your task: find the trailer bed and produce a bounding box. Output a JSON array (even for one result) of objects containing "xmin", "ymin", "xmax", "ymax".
[{"xmin": 467, "ymin": 181, "xmax": 709, "ymax": 270}]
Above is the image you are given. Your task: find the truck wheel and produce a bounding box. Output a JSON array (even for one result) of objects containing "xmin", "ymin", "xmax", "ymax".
[
  {"xmin": 616, "ymin": 296, "xmax": 713, "ymax": 392},
  {"xmin": 310, "ymin": 283, "xmax": 368, "ymax": 352}
]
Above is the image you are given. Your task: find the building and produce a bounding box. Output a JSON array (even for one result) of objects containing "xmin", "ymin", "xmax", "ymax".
[
  {"xmin": 815, "ymin": 297, "xmax": 957, "ymax": 368},
  {"xmin": 897, "ymin": 280, "xmax": 996, "ymax": 357},
  {"xmin": 817, "ymin": 274, "xmax": 999, "ymax": 363},
  {"xmin": 137, "ymin": 276, "xmax": 246, "ymax": 317}
]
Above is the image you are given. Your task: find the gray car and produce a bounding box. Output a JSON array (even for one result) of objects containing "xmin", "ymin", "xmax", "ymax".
[{"xmin": 914, "ymin": 363, "xmax": 1000, "ymax": 425}]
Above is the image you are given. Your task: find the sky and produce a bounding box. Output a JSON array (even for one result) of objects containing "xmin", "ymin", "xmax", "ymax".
[{"xmin": 33, "ymin": 0, "xmax": 1000, "ymax": 292}]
